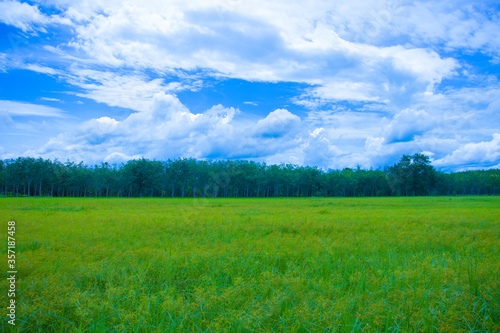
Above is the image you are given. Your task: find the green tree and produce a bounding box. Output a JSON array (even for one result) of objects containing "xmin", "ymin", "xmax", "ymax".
[{"xmin": 388, "ymin": 153, "xmax": 437, "ymax": 196}]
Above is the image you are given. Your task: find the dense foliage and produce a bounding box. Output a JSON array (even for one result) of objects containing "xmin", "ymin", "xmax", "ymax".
[{"xmin": 1, "ymin": 154, "xmax": 499, "ymax": 197}]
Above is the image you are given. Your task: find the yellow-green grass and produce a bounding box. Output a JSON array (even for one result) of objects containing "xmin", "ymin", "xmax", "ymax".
[{"xmin": 0, "ymin": 197, "xmax": 499, "ymax": 332}]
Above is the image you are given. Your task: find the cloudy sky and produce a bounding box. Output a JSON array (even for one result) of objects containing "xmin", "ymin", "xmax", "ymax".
[{"xmin": 0, "ymin": 0, "xmax": 499, "ymax": 171}]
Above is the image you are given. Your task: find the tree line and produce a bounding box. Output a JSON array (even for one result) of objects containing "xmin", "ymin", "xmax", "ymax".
[{"xmin": 1, "ymin": 154, "xmax": 499, "ymax": 198}]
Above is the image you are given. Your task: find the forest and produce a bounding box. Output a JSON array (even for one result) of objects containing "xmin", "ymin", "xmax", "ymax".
[{"xmin": 1, "ymin": 153, "xmax": 499, "ymax": 198}]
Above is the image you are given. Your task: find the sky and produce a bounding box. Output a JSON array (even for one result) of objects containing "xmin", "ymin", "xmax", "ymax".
[{"xmin": 0, "ymin": 0, "xmax": 499, "ymax": 171}]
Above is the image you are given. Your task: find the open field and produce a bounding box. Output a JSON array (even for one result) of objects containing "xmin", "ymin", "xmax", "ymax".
[{"xmin": 1, "ymin": 197, "xmax": 499, "ymax": 332}]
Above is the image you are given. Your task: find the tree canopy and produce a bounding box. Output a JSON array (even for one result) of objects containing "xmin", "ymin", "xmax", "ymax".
[{"xmin": 1, "ymin": 155, "xmax": 499, "ymax": 198}]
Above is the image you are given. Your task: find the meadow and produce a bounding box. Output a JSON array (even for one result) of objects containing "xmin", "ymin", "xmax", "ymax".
[{"xmin": 0, "ymin": 196, "xmax": 499, "ymax": 332}]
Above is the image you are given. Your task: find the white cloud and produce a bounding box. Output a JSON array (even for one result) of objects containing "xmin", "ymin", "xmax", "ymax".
[
  {"xmin": 393, "ymin": 1, "xmax": 500, "ymax": 56},
  {"xmin": 301, "ymin": 128, "xmax": 346, "ymax": 169},
  {"xmin": 0, "ymin": 111, "xmax": 15, "ymax": 129},
  {"xmin": 0, "ymin": 100, "xmax": 65, "ymax": 117},
  {"xmin": 384, "ymin": 108, "xmax": 435, "ymax": 143},
  {"xmin": 23, "ymin": 64, "xmax": 59, "ymax": 75},
  {"xmin": 299, "ymin": 81, "xmax": 382, "ymax": 105},
  {"xmin": 434, "ymin": 134, "xmax": 500, "ymax": 170},
  {"xmin": 305, "ymin": 108, "xmax": 384, "ymax": 142},
  {"xmin": 25, "ymin": 90, "xmax": 500, "ymax": 171},
  {"xmin": 63, "ymin": 68, "xmax": 193, "ymax": 112},
  {"xmin": 29, "ymin": 0, "xmax": 459, "ymax": 109},
  {"xmin": 0, "ymin": 1, "xmax": 50, "ymax": 32},
  {"xmin": 360, "ymin": 135, "xmax": 462, "ymax": 169},
  {"xmin": 316, "ymin": 0, "xmax": 500, "ymax": 58},
  {"xmin": 382, "ymin": 46, "xmax": 457, "ymax": 89},
  {"xmin": 0, "ymin": 53, "xmax": 7, "ymax": 72},
  {"xmin": 33, "ymin": 94, "xmax": 305, "ymax": 163},
  {"xmin": 40, "ymin": 97, "xmax": 62, "ymax": 102},
  {"xmin": 2, "ymin": 1, "xmax": 495, "ymax": 105},
  {"xmin": 2, "ymin": 0, "xmax": 499, "ymax": 171},
  {"xmin": 254, "ymin": 109, "xmax": 301, "ymax": 138}
]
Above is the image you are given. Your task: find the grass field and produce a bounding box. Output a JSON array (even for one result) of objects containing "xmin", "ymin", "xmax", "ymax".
[{"xmin": 1, "ymin": 196, "xmax": 499, "ymax": 332}]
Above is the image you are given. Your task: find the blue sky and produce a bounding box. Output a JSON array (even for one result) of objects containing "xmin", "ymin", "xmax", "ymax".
[{"xmin": 0, "ymin": 0, "xmax": 499, "ymax": 171}]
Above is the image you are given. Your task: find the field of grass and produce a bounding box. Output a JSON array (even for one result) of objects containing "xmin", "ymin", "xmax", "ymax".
[{"xmin": 0, "ymin": 196, "xmax": 499, "ymax": 332}]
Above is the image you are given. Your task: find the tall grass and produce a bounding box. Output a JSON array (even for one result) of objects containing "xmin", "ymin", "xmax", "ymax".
[{"xmin": 1, "ymin": 197, "xmax": 499, "ymax": 332}]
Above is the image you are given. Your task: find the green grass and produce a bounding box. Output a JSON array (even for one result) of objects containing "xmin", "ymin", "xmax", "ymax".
[{"xmin": 1, "ymin": 196, "xmax": 499, "ymax": 332}]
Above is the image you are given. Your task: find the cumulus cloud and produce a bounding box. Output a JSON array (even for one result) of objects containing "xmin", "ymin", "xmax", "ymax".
[
  {"xmin": 24, "ymin": 91, "xmax": 500, "ymax": 171},
  {"xmin": 15, "ymin": 0, "xmax": 457, "ymax": 109},
  {"xmin": 2, "ymin": 0, "xmax": 499, "ymax": 171},
  {"xmin": 301, "ymin": 128, "xmax": 346, "ymax": 169},
  {"xmin": 434, "ymin": 134, "xmax": 500, "ymax": 170},
  {"xmin": 33, "ymin": 94, "xmax": 305, "ymax": 163},
  {"xmin": 384, "ymin": 108, "xmax": 435, "ymax": 143},
  {"xmin": 254, "ymin": 109, "xmax": 301, "ymax": 138},
  {"xmin": 2, "ymin": 1, "xmax": 493, "ymax": 102},
  {"xmin": 3, "ymin": 1, "xmax": 473, "ymax": 114}
]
